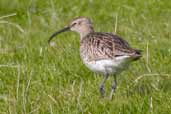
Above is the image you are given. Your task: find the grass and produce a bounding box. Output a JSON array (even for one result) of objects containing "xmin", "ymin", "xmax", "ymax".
[{"xmin": 0, "ymin": 0, "xmax": 171, "ymax": 113}]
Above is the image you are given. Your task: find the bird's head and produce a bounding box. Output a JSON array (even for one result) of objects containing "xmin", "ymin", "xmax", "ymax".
[{"xmin": 48, "ymin": 17, "xmax": 94, "ymax": 43}]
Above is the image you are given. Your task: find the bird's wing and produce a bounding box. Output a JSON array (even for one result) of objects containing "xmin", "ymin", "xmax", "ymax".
[{"xmin": 80, "ymin": 32, "xmax": 141, "ymax": 61}]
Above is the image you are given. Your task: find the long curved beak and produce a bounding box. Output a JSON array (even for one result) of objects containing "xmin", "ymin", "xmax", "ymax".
[{"xmin": 48, "ymin": 26, "xmax": 70, "ymax": 43}]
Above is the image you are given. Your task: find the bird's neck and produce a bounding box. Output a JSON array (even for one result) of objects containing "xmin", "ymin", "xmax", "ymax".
[{"xmin": 79, "ymin": 26, "xmax": 94, "ymax": 39}]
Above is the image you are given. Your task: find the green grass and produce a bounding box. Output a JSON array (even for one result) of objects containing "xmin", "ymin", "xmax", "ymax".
[{"xmin": 0, "ymin": 0, "xmax": 171, "ymax": 113}]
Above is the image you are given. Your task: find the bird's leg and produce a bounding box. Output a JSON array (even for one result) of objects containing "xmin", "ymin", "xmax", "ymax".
[
  {"xmin": 99, "ymin": 73, "xmax": 109, "ymax": 97},
  {"xmin": 109, "ymin": 75, "xmax": 117, "ymax": 100}
]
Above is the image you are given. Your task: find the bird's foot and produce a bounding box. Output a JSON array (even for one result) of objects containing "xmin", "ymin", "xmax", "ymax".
[{"xmin": 99, "ymin": 85, "xmax": 105, "ymax": 97}]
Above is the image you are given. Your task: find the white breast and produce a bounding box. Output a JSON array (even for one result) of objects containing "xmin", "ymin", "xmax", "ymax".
[{"xmin": 82, "ymin": 56, "xmax": 131, "ymax": 74}]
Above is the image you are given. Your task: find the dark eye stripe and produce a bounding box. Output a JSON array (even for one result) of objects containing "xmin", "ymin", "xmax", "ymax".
[{"xmin": 71, "ymin": 23, "xmax": 77, "ymax": 27}]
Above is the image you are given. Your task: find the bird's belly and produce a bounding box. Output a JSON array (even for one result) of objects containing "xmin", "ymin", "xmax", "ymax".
[{"xmin": 82, "ymin": 56, "xmax": 131, "ymax": 74}]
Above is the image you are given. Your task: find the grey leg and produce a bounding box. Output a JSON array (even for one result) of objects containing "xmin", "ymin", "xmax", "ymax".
[
  {"xmin": 109, "ymin": 75, "xmax": 117, "ymax": 100},
  {"xmin": 99, "ymin": 73, "xmax": 109, "ymax": 97}
]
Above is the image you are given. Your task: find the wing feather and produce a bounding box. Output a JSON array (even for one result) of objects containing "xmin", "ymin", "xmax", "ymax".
[{"xmin": 80, "ymin": 32, "xmax": 141, "ymax": 61}]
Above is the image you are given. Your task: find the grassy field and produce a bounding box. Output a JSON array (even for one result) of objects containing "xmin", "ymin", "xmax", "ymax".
[{"xmin": 0, "ymin": 0, "xmax": 171, "ymax": 113}]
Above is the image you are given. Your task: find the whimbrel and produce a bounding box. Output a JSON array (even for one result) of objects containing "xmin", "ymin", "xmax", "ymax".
[{"xmin": 48, "ymin": 17, "xmax": 142, "ymax": 99}]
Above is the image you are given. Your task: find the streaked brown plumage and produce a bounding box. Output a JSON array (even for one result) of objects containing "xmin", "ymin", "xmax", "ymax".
[
  {"xmin": 80, "ymin": 32, "xmax": 141, "ymax": 61},
  {"xmin": 48, "ymin": 17, "xmax": 142, "ymax": 100}
]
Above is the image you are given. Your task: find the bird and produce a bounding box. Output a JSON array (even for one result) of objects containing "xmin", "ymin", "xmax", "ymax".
[{"xmin": 48, "ymin": 17, "xmax": 142, "ymax": 100}]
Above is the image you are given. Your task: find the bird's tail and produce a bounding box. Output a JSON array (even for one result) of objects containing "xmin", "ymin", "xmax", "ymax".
[{"xmin": 132, "ymin": 49, "xmax": 142, "ymax": 60}]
